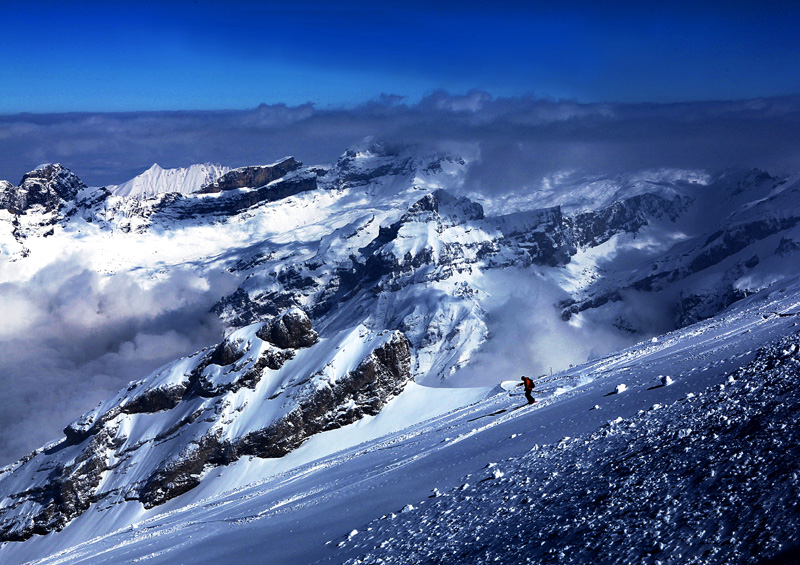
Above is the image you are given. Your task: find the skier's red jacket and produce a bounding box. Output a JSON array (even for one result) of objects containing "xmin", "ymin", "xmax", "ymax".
[{"xmin": 522, "ymin": 377, "xmax": 535, "ymax": 391}]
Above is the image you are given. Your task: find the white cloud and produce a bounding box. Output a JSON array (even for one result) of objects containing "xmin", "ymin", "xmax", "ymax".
[{"xmin": 0, "ymin": 258, "xmax": 234, "ymax": 465}]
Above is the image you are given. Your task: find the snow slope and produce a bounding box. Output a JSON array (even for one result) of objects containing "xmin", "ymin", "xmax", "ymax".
[
  {"xmin": 2, "ymin": 275, "xmax": 798, "ymax": 564},
  {"xmin": 108, "ymin": 163, "xmax": 230, "ymax": 198}
]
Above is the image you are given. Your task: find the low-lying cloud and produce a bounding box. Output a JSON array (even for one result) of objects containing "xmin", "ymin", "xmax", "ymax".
[
  {"xmin": 0, "ymin": 257, "xmax": 236, "ymax": 465},
  {"xmin": 454, "ymin": 269, "xmax": 634, "ymax": 388}
]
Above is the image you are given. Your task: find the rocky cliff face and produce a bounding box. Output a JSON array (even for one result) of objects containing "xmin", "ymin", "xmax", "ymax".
[
  {"xmin": 0, "ymin": 308, "xmax": 411, "ymax": 541},
  {"xmin": 559, "ymin": 172, "xmax": 800, "ymax": 327},
  {"xmin": 198, "ymin": 157, "xmax": 302, "ymax": 193},
  {"xmin": 0, "ymin": 164, "xmax": 86, "ymax": 250},
  {"xmin": 1, "ymin": 164, "xmax": 85, "ymax": 216},
  {"xmin": 140, "ymin": 330, "xmax": 410, "ymax": 508},
  {"xmin": 569, "ymin": 193, "xmax": 686, "ymax": 248}
]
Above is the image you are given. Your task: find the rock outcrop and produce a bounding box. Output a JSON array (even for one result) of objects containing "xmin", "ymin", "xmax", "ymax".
[
  {"xmin": 0, "ymin": 308, "xmax": 411, "ymax": 541},
  {"xmin": 140, "ymin": 331, "xmax": 411, "ymax": 508},
  {"xmin": 198, "ymin": 158, "xmax": 302, "ymax": 193},
  {"xmin": 0, "ymin": 164, "xmax": 85, "ymax": 216}
]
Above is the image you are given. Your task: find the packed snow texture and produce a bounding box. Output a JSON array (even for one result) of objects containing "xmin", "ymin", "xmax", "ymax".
[
  {"xmin": 107, "ymin": 163, "xmax": 230, "ymax": 198},
  {"xmin": 342, "ymin": 332, "xmax": 800, "ymax": 565}
]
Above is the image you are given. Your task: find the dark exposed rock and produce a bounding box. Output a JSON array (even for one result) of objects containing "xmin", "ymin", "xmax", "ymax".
[
  {"xmin": 569, "ymin": 193, "xmax": 686, "ymax": 248},
  {"xmin": 256, "ymin": 308, "xmax": 318, "ymax": 349},
  {"xmin": 209, "ymin": 339, "xmax": 247, "ymax": 367},
  {"xmin": 674, "ymin": 255, "xmax": 760, "ymax": 327},
  {"xmin": 139, "ymin": 331, "xmax": 411, "ymax": 508},
  {"xmin": 559, "ymin": 192, "xmax": 800, "ymax": 324},
  {"xmin": 121, "ymin": 386, "xmax": 185, "ymax": 416},
  {"xmin": 334, "ymin": 141, "xmax": 413, "ymax": 188},
  {"xmin": 64, "ymin": 309, "xmax": 317, "ymax": 442},
  {"xmin": 198, "ymin": 158, "xmax": 302, "ymax": 193},
  {"xmin": 406, "ymin": 193, "xmax": 438, "ymax": 215},
  {"xmin": 185, "ymin": 310, "xmax": 316, "ymax": 398},
  {"xmin": 187, "ymin": 345, "xmax": 294, "ymax": 399},
  {"xmin": 152, "ymin": 172, "xmax": 318, "ymax": 221},
  {"xmin": 676, "ymin": 287, "xmax": 749, "ymax": 328},
  {"xmin": 212, "ymin": 288, "xmax": 263, "ymax": 326},
  {"xmin": 3, "ymin": 308, "xmax": 328, "ymax": 539},
  {"xmin": 138, "ymin": 430, "xmax": 226, "ymax": 508},
  {"xmin": 558, "ymin": 291, "xmax": 624, "ymax": 321},
  {"xmin": 63, "ymin": 380, "xmax": 191, "ymax": 446},
  {"xmin": 402, "ymin": 189, "xmax": 484, "ymax": 225},
  {"xmin": 777, "ymin": 237, "xmax": 800, "ymax": 257},
  {"xmin": 0, "ymin": 425, "xmax": 119, "ymax": 542},
  {"xmin": 731, "ymin": 168, "xmax": 777, "ymax": 196},
  {"xmin": 690, "ymin": 217, "xmax": 800, "ymax": 275},
  {"xmin": 0, "ymin": 164, "xmax": 85, "ymax": 217},
  {"xmin": 489, "ymin": 206, "xmax": 574, "ymax": 268}
]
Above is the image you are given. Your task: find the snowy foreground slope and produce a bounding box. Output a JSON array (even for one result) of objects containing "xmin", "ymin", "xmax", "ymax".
[
  {"xmin": 2, "ymin": 277, "xmax": 799, "ymax": 564},
  {"xmin": 2, "ymin": 140, "xmax": 800, "ymax": 563}
]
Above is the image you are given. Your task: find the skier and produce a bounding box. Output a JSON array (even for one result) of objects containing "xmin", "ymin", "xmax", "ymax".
[{"xmin": 517, "ymin": 376, "xmax": 536, "ymax": 404}]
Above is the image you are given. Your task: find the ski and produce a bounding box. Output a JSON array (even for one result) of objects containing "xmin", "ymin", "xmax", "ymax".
[{"xmin": 467, "ymin": 408, "xmax": 508, "ymax": 422}]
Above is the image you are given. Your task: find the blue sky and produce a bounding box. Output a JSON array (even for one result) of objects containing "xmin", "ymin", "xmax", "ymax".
[{"xmin": 2, "ymin": 0, "xmax": 800, "ymax": 113}]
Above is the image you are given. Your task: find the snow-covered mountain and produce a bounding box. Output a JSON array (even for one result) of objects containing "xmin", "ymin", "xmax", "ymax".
[
  {"xmin": 108, "ymin": 163, "xmax": 230, "ymax": 198},
  {"xmin": 1, "ymin": 139, "xmax": 800, "ymax": 563}
]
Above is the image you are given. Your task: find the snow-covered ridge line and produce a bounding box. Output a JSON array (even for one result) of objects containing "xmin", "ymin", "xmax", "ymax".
[{"xmin": 108, "ymin": 163, "xmax": 231, "ymax": 198}]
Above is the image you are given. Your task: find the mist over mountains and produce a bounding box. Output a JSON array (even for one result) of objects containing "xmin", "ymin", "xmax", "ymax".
[{"xmin": 2, "ymin": 92, "xmax": 800, "ymax": 189}]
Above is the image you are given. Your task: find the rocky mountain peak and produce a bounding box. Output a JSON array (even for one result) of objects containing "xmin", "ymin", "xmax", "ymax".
[
  {"xmin": 730, "ymin": 167, "xmax": 780, "ymax": 197},
  {"xmin": 256, "ymin": 307, "xmax": 319, "ymax": 349},
  {"xmin": 1, "ymin": 164, "xmax": 85, "ymax": 215},
  {"xmin": 402, "ymin": 189, "xmax": 484, "ymax": 226},
  {"xmin": 341, "ymin": 138, "xmax": 405, "ymax": 160},
  {"xmin": 199, "ymin": 157, "xmax": 302, "ymax": 193},
  {"xmin": 333, "ymin": 140, "xmax": 416, "ymax": 189},
  {"xmin": 19, "ymin": 164, "xmax": 85, "ymax": 199}
]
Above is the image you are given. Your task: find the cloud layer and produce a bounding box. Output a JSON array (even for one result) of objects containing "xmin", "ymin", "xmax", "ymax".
[{"xmin": 2, "ymin": 92, "xmax": 800, "ymax": 189}]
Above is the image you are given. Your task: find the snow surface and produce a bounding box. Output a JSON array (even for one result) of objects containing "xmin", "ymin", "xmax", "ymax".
[
  {"xmin": 3, "ymin": 276, "xmax": 800, "ymax": 564},
  {"xmin": 108, "ymin": 163, "xmax": 230, "ymax": 198}
]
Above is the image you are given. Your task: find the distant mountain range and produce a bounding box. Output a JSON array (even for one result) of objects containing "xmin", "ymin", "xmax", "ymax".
[{"xmin": 1, "ymin": 139, "xmax": 799, "ymax": 563}]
